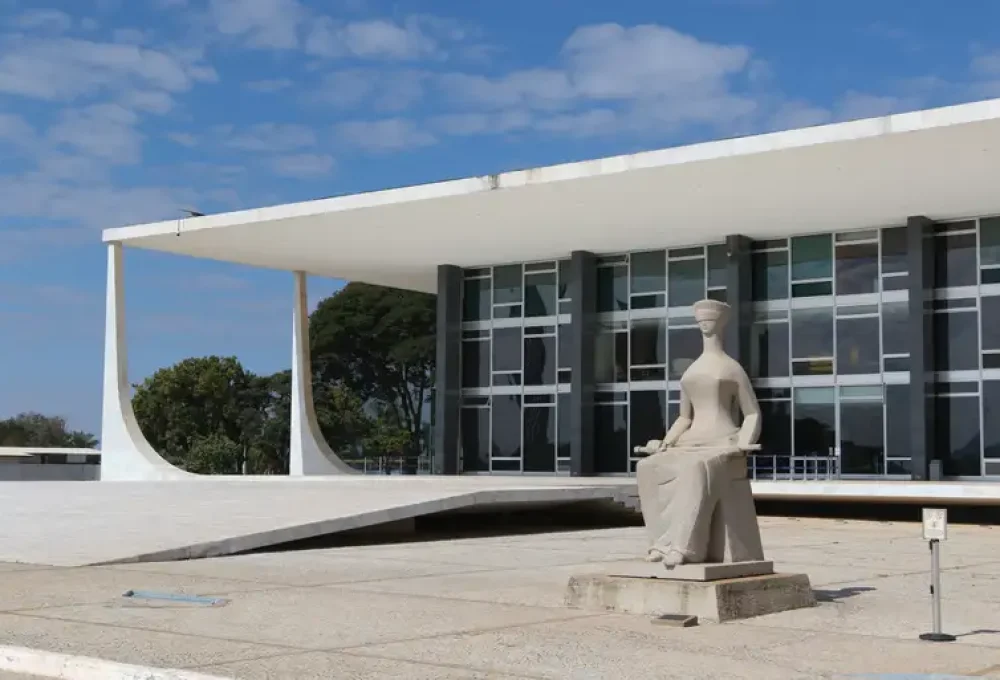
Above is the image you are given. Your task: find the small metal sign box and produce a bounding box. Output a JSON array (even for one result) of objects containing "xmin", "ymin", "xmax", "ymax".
[{"xmin": 922, "ymin": 508, "xmax": 948, "ymax": 541}]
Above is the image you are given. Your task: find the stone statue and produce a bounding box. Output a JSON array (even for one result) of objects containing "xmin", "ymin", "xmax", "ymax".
[{"xmin": 634, "ymin": 298, "xmax": 765, "ymax": 569}]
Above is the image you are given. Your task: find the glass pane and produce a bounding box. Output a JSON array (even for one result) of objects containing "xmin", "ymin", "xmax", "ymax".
[
  {"xmin": 707, "ymin": 244, "xmax": 727, "ymax": 289},
  {"xmin": 523, "ymin": 406, "xmax": 555, "ymax": 472},
  {"xmin": 630, "ymin": 318, "xmax": 666, "ymax": 367},
  {"xmin": 629, "ymin": 390, "xmax": 666, "ymax": 457},
  {"xmin": 631, "ymin": 293, "xmax": 665, "ymax": 310},
  {"xmin": 792, "ymin": 281, "xmax": 832, "ymax": 297},
  {"xmin": 557, "ymin": 393, "xmax": 571, "ymax": 460},
  {"xmin": 492, "ymin": 327, "xmax": 521, "ymax": 372},
  {"xmin": 668, "ymin": 259, "xmax": 705, "ymax": 307},
  {"xmin": 881, "ymin": 226, "xmax": 908, "ymax": 275},
  {"xmin": 836, "ymin": 242, "xmax": 878, "ymax": 295},
  {"xmin": 983, "ymin": 295, "xmax": 1000, "ymax": 352},
  {"xmin": 460, "ymin": 408, "xmax": 489, "ymax": 472},
  {"xmin": 934, "ymin": 393, "xmax": 981, "ymax": 477},
  {"xmin": 751, "ymin": 321, "xmax": 789, "ymax": 378},
  {"xmin": 984, "ymin": 381, "xmax": 1000, "ymax": 459},
  {"xmin": 558, "ymin": 324, "xmax": 571, "ymax": 369},
  {"xmin": 881, "ymin": 300, "xmax": 908, "ymax": 356},
  {"xmin": 885, "ymin": 384, "xmax": 910, "ymax": 460},
  {"xmin": 493, "ymin": 265, "xmax": 522, "ymax": 304},
  {"xmin": 791, "ymin": 234, "xmax": 832, "ymax": 281},
  {"xmin": 630, "ymin": 250, "xmax": 665, "ymax": 295},
  {"xmin": 668, "ymin": 326, "xmax": 701, "ymax": 380},
  {"xmin": 594, "ymin": 404, "xmax": 628, "ymax": 473},
  {"xmin": 933, "ymin": 309, "xmax": 979, "ymax": 372},
  {"xmin": 491, "ymin": 395, "xmax": 521, "ymax": 459},
  {"xmin": 840, "ymin": 397, "xmax": 884, "ymax": 474},
  {"xmin": 837, "ymin": 316, "xmax": 880, "ymax": 374},
  {"xmin": 594, "ymin": 326, "xmax": 627, "ymax": 383},
  {"xmin": 793, "ymin": 388, "xmax": 836, "ymax": 457},
  {"xmin": 982, "ymin": 217, "xmax": 1000, "ymax": 267},
  {"xmin": 463, "ymin": 278, "xmax": 490, "ymax": 321},
  {"xmin": 524, "ymin": 273, "xmax": 556, "ymax": 317},
  {"xmin": 751, "ymin": 250, "xmax": 789, "ymax": 301},
  {"xmin": 461, "ymin": 339, "xmax": 489, "ymax": 388},
  {"xmin": 597, "ymin": 265, "xmax": 627, "ymax": 312},
  {"xmin": 791, "ymin": 306, "xmax": 833, "ymax": 359},
  {"xmin": 524, "ymin": 336, "xmax": 556, "ymax": 386},
  {"xmin": 558, "ymin": 260, "xmax": 571, "ymax": 300},
  {"xmin": 759, "ymin": 399, "xmax": 792, "ymax": 457},
  {"xmin": 934, "ymin": 234, "xmax": 978, "ymax": 288}
]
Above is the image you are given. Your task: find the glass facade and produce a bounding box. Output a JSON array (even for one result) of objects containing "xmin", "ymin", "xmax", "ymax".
[{"xmin": 456, "ymin": 216, "xmax": 1000, "ymax": 479}]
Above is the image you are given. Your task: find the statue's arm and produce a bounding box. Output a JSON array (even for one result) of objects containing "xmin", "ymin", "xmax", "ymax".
[
  {"xmin": 660, "ymin": 390, "xmax": 692, "ymax": 448},
  {"xmin": 735, "ymin": 367, "xmax": 761, "ymax": 450}
]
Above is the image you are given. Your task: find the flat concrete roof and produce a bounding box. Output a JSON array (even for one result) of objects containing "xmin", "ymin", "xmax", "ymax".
[{"xmin": 104, "ymin": 98, "xmax": 1000, "ymax": 293}]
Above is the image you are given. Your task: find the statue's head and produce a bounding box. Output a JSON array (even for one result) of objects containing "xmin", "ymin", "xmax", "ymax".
[{"xmin": 693, "ymin": 299, "xmax": 730, "ymax": 338}]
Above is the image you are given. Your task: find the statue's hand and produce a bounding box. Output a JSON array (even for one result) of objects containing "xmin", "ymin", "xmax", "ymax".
[
  {"xmin": 633, "ymin": 439, "xmax": 663, "ymax": 455},
  {"xmin": 738, "ymin": 443, "xmax": 761, "ymax": 452}
]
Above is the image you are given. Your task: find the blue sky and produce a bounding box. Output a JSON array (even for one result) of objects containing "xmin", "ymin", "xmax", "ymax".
[{"xmin": 2, "ymin": 0, "xmax": 1000, "ymax": 436}]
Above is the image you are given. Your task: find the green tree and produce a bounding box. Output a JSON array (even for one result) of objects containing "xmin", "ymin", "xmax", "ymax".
[
  {"xmin": 0, "ymin": 413, "xmax": 97, "ymax": 448},
  {"xmin": 186, "ymin": 432, "xmax": 244, "ymax": 475},
  {"xmin": 310, "ymin": 282, "xmax": 435, "ymax": 472}
]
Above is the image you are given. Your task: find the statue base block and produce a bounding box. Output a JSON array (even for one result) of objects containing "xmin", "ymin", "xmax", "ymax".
[
  {"xmin": 565, "ymin": 563, "xmax": 815, "ymax": 623},
  {"xmin": 608, "ymin": 560, "xmax": 775, "ymax": 582}
]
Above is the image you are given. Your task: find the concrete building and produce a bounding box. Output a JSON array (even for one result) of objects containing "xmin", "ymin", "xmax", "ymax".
[
  {"xmin": 0, "ymin": 448, "xmax": 100, "ymax": 481},
  {"xmin": 101, "ymin": 98, "xmax": 1000, "ymax": 483}
]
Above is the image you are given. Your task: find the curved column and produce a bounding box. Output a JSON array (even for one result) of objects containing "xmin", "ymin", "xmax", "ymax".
[
  {"xmin": 100, "ymin": 243, "xmax": 191, "ymax": 481},
  {"xmin": 289, "ymin": 271, "xmax": 357, "ymax": 475}
]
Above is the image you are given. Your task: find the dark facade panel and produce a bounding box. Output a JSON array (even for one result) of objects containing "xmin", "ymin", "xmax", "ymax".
[
  {"xmin": 725, "ymin": 234, "xmax": 753, "ymax": 371},
  {"xmin": 569, "ymin": 251, "xmax": 597, "ymax": 476},
  {"xmin": 434, "ymin": 264, "xmax": 462, "ymax": 474},
  {"xmin": 906, "ymin": 216, "xmax": 935, "ymax": 481}
]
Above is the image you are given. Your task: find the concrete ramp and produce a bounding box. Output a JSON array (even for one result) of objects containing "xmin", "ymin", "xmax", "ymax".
[{"xmin": 0, "ymin": 477, "xmax": 634, "ymax": 567}]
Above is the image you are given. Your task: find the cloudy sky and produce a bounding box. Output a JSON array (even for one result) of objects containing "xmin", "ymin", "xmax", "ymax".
[{"xmin": 2, "ymin": 0, "xmax": 999, "ymax": 435}]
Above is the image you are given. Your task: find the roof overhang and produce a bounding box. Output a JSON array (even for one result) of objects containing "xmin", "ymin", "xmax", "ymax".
[{"xmin": 104, "ymin": 98, "xmax": 1000, "ymax": 294}]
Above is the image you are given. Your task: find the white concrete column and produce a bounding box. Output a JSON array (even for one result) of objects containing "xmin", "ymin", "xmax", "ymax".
[
  {"xmin": 100, "ymin": 243, "xmax": 190, "ymax": 481},
  {"xmin": 289, "ymin": 271, "xmax": 357, "ymax": 475}
]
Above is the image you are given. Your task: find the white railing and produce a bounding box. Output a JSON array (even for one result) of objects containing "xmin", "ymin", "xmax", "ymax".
[{"xmin": 747, "ymin": 454, "xmax": 841, "ymax": 481}]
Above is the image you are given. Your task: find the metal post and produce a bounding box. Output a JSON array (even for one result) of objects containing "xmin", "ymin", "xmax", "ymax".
[{"xmin": 919, "ymin": 539, "xmax": 955, "ymax": 642}]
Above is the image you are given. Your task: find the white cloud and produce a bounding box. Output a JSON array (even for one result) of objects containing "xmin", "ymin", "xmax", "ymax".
[
  {"xmin": 207, "ymin": 0, "xmax": 306, "ymax": 49},
  {"xmin": 428, "ymin": 110, "xmax": 533, "ymax": 136},
  {"xmin": 309, "ymin": 68, "xmax": 426, "ymax": 111},
  {"xmin": 11, "ymin": 9, "xmax": 73, "ymax": 33},
  {"xmin": 224, "ymin": 123, "xmax": 317, "ymax": 152},
  {"xmin": 272, "ymin": 153, "xmax": 335, "ymax": 178},
  {"xmin": 245, "ymin": 78, "xmax": 293, "ymax": 93},
  {"xmin": 334, "ymin": 118, "xmax": 436, "ymax": 152},
  {"xmin": 47, "ymin": 104, "xmax": 144, "ymax": 165},
  {"xmin": 168, "ymin": 132, "xmax": 198, "ymax": 147},
  {"xmin": 305, "ymin": 16, "xmax": 438, "ymax": 60},
  {"xmin": 0, "ymin": 113, "xmax": 37, "ymax": 149}
]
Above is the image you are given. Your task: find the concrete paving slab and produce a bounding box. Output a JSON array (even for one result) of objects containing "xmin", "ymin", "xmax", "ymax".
[{"xmin": 199, "ymin": 651, "xmax": 528, "ymax": 679}]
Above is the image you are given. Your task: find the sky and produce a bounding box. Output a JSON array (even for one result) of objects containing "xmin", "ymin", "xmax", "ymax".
[{"xmin": 2, "ymin": 0, "xmax": 1000, "ymax": 436}]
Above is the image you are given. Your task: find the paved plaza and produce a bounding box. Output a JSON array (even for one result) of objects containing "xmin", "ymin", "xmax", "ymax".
[{"xmin": 1, "ymin": 516, "xmax": 1000, "ymax": 678}]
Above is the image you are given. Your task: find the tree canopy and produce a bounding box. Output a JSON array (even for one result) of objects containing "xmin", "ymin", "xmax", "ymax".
[{"xmin": 0, "ymin": 413, "xmax": 97, "ymax": 448}]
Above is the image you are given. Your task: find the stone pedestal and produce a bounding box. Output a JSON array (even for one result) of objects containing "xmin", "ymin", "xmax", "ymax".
[{"xmin": 565, "ymin": 560, "xmax": 815, "ymax": 623}]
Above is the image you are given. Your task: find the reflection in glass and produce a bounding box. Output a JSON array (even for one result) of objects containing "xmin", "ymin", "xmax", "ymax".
[
  {"xmin": 885, "ymin": 384, "xmax": 910, "ymax": 461},
  {"xmin": 524, "ymin": 336, "xmax": 556, "ymax": 385},
  {"xmin": 461, "ymin": 339, "xmax": 489, "ymax": 387},
  {"xmin": 982, "ymin": 218, "xmax": 1000, "ymax": 267},
  {"xmin": 668, "ymin": 258, "xmax": 705, "ymax": 307},
  {"xmin": 524, "ymin": 273, "xmax": 556, "ymax": 317},
  {"xmin": 750, "ymin": 320, "xmax": 789, "ymax": 378},
  {"xmin": 934, "ymin": 233, "xmax": 978, "ymax": 289},
  {"xmin": 463, "ymin": 278, "xmax": 490, "ymax": 321},
  {"xmin": 793, "ymin": 388, "xmax": 836, "ymax": 457},
  {"xmin": 933, "ymin": 309, "xmax": 979, "ymax": 372},
  {"xmin": 460, "ymin": 408, "xmax": 489, "ymax": 472},
  {"xmin": 493, "ymin": 265, "xmax": 522, "ymax": 304},
  {"xmin": 629, "ymin": 391, "xmax": 666, "ymax": 457},
  {"xmin": 523, "ymin": 406, "xmax": 555, "ymax": 472},
  {"xmin": 492, "ymin": 327, "xmax": 522, "ymax": 372},
  {"xmin": 934, "ymin": 393, "xmax": 981, "ymax": 477},
  {"xmin": 491, "ymin": 395, "xmax": 521, "ymax": 459},
  {"xmin": 791, "ymin": 307, "xmax": 834, "ymax": 359},
  {"xmin": 839, "ymin": 389, "xmax": 884, "ymax": 475},
  {"xmin": 558, "ymin": 260, "xmax": 571, "ymax": 300},
  {"xmin": 791, "ymin": 234, "xmax": 832, "ymax": 281},
  {"xmin": 835, "ymin": 242, "xmax": 878, "ymax": 295},
  {"xmin": 984, "ymin": 381, "xmax": 1000, "ymax": 459},
  {"xmin": 982, "ymin": 296, "xmax": 1000, "ymax": 352},
  {"xmin": 557, "ymin": 394, "xmax": 571, "ymax": 460},
  {"xmin": 630, "ymin": 318, "xmax": 666, "ymax": 366},
  {"xmin": 594, "ymin": 326, "xmax": 627, "ymax": 383},
  {"xmin": 881, "ymin": 226, "xmax": 908, "ymax": 275},
  {"xmin": 595, "ymin": 404, "xmax": 628, "ymax": 473},
  {"xmin": 668, "ymin": 325, "xmax": 701, "ymax": 379},
  {"xmin": 597, "ymin": 265, "xmax": 628, "ymax": 312},
  {"xmin": 881, "ymin": 301, "xmax": 908, "ymax": 356},
  {"xmin": 631, "ymin": 250, "xmax": 665, "ymax": 295},
  {"xmin": 707, "ymin": 244, "xmax": 727, "ymax": 290},
  {"xmin": 837, "ymin": 316, "xmax": 880, "ymax": 374},
  {"xmin": 752, "ymin": 250, "xmax": 789, "ymax": 301},
  {"xmin": 758, "ymin": 399, "xmax": 792, "ymax": 456}
]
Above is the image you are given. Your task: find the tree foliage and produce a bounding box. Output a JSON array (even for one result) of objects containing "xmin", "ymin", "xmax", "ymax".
[{"xmin": 0, "ymin": 413, "xmax": 97, "ymax": 448}]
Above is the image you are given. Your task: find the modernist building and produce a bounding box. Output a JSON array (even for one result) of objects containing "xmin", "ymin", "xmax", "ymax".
[{"xmin": 102, "ymin": 98, "xmax": 1000, "ymax": 482}]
